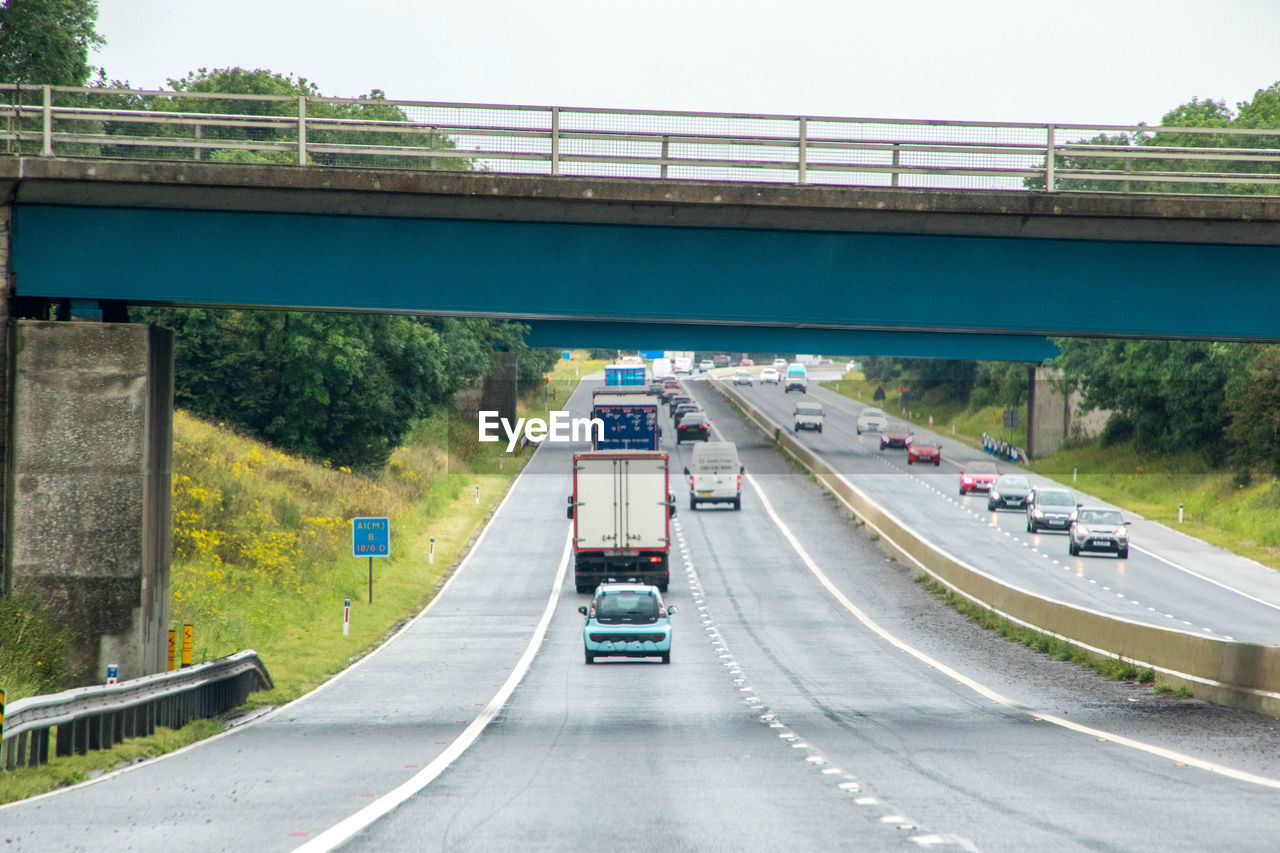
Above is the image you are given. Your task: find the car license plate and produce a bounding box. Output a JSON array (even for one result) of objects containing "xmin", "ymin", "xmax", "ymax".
[
  {"xmin": 1008, "ymin": 499, "xmax": 1022, "ymax": 506},
  {"xmin": 698, "ymin": 491, "xmax": 712, "ymax": 497}
]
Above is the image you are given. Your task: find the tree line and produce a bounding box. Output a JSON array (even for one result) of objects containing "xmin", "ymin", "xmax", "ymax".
[{"xmin": 2, "ymin": 1, "xmax": 557, "ymax": 470}]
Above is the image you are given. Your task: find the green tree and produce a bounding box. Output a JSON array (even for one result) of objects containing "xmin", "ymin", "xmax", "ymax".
[
  {"xmin": 0, "ymin": 0, "xmax": 104, "ymax": 86},
  {"xmin": 1225, "ymin": 345, "xmax": 1280, "ymax": 476},
  {"xmin": 1051, "ymin": 338, "xmax": 1254, "ymax": 461}
]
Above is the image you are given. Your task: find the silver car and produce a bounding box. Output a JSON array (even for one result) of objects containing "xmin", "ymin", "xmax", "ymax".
[
  {"xmin": 794, "ymin": 401, "xmax": 824, "ymax": 432},
  {"xmin": 1069, "ymin": 507, "xmax": 1130, "ymax": 558},
  {"xmin": 856, "ymin": 407, "xmax": 887, "ymax": 434}
]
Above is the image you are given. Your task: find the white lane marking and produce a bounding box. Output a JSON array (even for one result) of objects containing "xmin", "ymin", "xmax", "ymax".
[
  {"xmin": 1131, "ymin": 543, "xmax": 1280, "ymax": 613},
  {"xmin": 292, "ymin": 527, "xmax": 573, "ymax": 852},
  {"xmin": 742, "ymin": 470, "xmax": 1280, "ymax": 791},
  {"xmin": 767, "ymin": 383, "xmax": 1280, "ymax": 618},
  {"xmin": 0, "ymin": 454, "xmax": 538, "ymax": 813}
]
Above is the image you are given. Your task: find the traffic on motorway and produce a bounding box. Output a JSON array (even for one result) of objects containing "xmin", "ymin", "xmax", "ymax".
[{"xmin": 5, "ymin": 361, "xmax": 1279, "ymax": 853}]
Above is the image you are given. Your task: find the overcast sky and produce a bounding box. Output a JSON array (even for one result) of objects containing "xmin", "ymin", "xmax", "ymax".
[{"xmin": 93, "ymin": 1, "xmax": 1279, "ymax": 127}]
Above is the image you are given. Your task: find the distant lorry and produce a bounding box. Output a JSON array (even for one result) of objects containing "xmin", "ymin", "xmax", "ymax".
[
  {"xmin": 591, "ymin": 394, "xmax": 660, "ymax": 450},
  {"xmin": 605, "ymin": 363, "xmax": 647, "ymax": 386},
  {"xmin": 567, "ymin": 450, "xmax": 676, "ymax": 593}
]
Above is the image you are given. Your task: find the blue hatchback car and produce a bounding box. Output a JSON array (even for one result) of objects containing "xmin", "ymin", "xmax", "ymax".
[{"xmin": 578, "ymin": 582, "xmax": 677, "ymax": 664}]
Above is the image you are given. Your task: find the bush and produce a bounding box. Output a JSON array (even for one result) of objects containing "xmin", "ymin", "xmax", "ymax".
[
  {"xmin": 0, "ymin": 594, "xmax": 71, "ymax": 698},
  {"xmin": 1100, "ymin": 413, "xmax": 1136, "ymax": 447}
]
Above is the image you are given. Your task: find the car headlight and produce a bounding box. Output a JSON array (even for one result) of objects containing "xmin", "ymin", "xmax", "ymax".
[
  {"xmin": 991, "ymin": 490, "xmax": 999, "ymax": 499},
  {"xmin": 1033, "ymin": 509, "xmax": 1044, "ymax": 518}
]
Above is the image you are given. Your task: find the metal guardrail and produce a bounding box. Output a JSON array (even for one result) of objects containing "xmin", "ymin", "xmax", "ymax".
[
  {"xmin": 2, "ymin": 84, "xmax": 1280, "ymax": 194},
  {"xmin": 0, "ymin": 650, "xmax": 272, "ymax": 771}
]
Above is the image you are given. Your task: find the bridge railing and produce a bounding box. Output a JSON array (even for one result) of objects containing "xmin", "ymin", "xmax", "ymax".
[
  {"xmin": 2, "ymin": 84, "xmax": 1280, "ymax": 194},
  {"xmin": 0, "ymin": 650, "xmax": 272, "ymax": 772}
]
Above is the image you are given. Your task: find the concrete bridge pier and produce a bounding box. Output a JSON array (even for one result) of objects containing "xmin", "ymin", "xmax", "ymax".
[{"xmin": 2, "ymin": 320, "xmax": 173, "ymax": 684}]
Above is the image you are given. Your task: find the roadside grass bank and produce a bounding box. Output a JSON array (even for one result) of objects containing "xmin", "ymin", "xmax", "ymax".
[
  {"xmin": 822, "ymin": 377, "xmax": 1028, "ymax": 449},
  {"xmin": 822, "ymin": 377, "xmax": 1280, "ymax": 573},
  {"xmin": 0, "ymin": 353, "xmax": 603, "ymax": 802},
  {"xmin": 717, "ymin": 380, "xmax": 1194, "ymax": 703}
]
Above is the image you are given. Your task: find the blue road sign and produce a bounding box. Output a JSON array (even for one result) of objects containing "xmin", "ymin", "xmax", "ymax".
[
  {"xmin": 562, "ymin": 350, "xmax": 572, "ymax": 360},
  {"xmin": 352, "ymin": 517, "xmax": 390, "ymax": 557}
]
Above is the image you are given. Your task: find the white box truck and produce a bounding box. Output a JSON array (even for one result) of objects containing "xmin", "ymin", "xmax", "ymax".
[{"xmin": 567, "ymin": 450, "xmax": 676, "ymax": 593}]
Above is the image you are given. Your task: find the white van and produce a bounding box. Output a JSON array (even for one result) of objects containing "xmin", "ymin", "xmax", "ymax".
[
  {"xmin": 684, "ymin": 441, "xmax": 743, "ymax": 510},
  {"xmin": 784, "ymin": 363, "xmax": 807, "ymax": 393}
]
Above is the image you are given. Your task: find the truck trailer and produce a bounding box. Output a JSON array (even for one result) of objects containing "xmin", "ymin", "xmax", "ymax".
[
  {"xmin": 591, "ymin": 394, "xmax": 661, "ymax": 450},
  {"xmin": 604, "ymin": 364, "xmax": 647, "ymax": 386},
  {"xmin": 567, "ymin": 450, "xmax": 675, "ymax": 593}
]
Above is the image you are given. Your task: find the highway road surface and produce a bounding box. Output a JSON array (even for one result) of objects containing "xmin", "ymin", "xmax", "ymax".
[{"xmin": 2, "ymin": 378, "xmax": 1278, "ymax": 852}]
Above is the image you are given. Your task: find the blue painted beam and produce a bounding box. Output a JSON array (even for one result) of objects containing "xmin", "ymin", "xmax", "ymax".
[
  {"xmin": 13, "ymin": 204, "xmax": 1280, "ymax": 343},
  {"xmin": 523, "ymin": 321, "xmax": 1057, "ymax": 362}
]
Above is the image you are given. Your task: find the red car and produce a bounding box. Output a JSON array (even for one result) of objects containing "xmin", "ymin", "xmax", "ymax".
[
  {"xmin": 907, "ymin": 437, "xmax": 942, "ymax": 465},
  {"xmin": 879, "ymin": 426, "xmax": 913, "ymax": 450},
  {"xmin": 740, "ymin": 358, "xmax": 754, "ymax": 367},
  {"xmin": 959, "ymin": 461, "xmax": 1000, "ymax": 495}
]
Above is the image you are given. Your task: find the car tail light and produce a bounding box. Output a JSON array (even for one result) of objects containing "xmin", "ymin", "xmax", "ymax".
[
  {"xmin": 736, "ymin": 475, "xmax": 741, "ymax": 490},
  {"xmin": 689, "ymin": 475, "xmax": 695, "ymax": 489},
  {"xmin": 648, "ymin": 556, "xmax": 663, "ymax": 563}
]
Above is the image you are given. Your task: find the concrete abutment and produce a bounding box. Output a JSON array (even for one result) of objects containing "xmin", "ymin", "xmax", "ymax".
[{"xmin": 4, "ymin": 320, "xmax": 173, "ymax": 684}]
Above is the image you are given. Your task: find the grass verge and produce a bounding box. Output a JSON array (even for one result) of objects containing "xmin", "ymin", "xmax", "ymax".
[
  {"xmin": 915, "ymin": 575, "xmax": 1167, "ymax": 689},
  {"xmin": 0, "ymin": 353, "xmax": 603, "ymax": 801}
]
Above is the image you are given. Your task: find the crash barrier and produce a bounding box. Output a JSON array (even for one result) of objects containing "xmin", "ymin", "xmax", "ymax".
[
  {"xmin": 0, "ymin": 650, "xmax": 272, "ymax": 771},
  {"xmin": 981, "ymin": 433, "xmax": 1027, "ymax": 464},
  {"xmin": 714, "ymin": 379, "xmax": 1280, "ymax": 718}
]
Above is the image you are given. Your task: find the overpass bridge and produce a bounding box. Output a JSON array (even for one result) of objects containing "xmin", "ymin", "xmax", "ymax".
[{"xmin": 3, "ymin": 88, "xmax": 1280, "ymax": 685}]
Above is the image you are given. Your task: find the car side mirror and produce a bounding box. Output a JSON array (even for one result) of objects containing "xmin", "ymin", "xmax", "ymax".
[
  {"xmin": 668, "ymin": 493, "xmax": 677, "ymax": 518},
  {"xmin": 683, "ymin": 467, "xmax": 690, "ymax": 475},
  {"xmin": 739, "ymin": 465, "xmax": 745, "ymax": 474},
  {"xmin": 577, "ymin": 605, "xmax": 588, "ymax": 615},
  {"xmin": 667, "ymin": 605, "xmax": 678, "ymax": 616},
  {"xmin": 566, "ymin": 504, "xmax": 574, "ymax": 519},
  {"xmin": 1124, "ymin": 520, "xmax": 1131, "ymax": 526}
]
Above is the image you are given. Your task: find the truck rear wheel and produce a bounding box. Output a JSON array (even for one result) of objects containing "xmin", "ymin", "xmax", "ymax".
[
  {"xmin": 689, "ymin": 496, "xmax": 698, "ymax": 510},
  {"xmin": 733, "ymin": 497, "xmax": 741, "ymax": 510},
  {"xmin": 576, "ymin": 583, "xmax": 592, "ymax": 594}
]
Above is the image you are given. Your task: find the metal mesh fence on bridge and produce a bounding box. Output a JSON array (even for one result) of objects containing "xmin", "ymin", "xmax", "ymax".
[{"xmin": 3, "ymin": 84, "xmax": 1280, "ymax": 194}]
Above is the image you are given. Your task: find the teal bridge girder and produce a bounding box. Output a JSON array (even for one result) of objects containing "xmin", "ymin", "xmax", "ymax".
[{"xmin": 5, "ymin": 157, "xmax": 1280, "ymax": 361}]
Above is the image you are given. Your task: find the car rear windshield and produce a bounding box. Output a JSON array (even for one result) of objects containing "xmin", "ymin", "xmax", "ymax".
[
  {"xmin": 1038, "ymin": 491, "xmax": 1073, "ymax": 506},
  {"xmin": 796, "ymin": 404, "xmax": 823, "ymax": 415},
  {"xmin": 967, "ymin": 462, "xmax": 998, "ymax": 474},
  {"xmin": 1080, "ymin": 510, "xmax": 1123, "ymax": 525},
  {"xmin": 999, "ymin": 476, "xmax": 1030, "ymax": 489},
  {"xmin": 681, "ymin": 414, "xmax": 707, "ymax": 425},
  {"xmin": 595, "ymin": 592, "xmax": 659, "ymax": 623}
]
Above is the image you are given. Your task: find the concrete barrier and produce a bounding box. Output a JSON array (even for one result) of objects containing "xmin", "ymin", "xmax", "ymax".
[{"xmin": 714, "ymin": 378, "xmax": 1280, "ymax": 718}]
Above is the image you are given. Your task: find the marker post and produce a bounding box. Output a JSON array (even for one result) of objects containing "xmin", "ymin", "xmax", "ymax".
[
  {"xmin": 475, "ymin": 484, "xmax": 480, "ymax": 504},
  {"xmin": 106, "ymin": 665, "xmax": 119, "ymax": 685},
  {"xmin": 343, "ymin": 598, "xmax": 350, "ymax": 636},
  {"xmin": 429, "ymin": 537, "xmax": 435, "ymax": 565}
]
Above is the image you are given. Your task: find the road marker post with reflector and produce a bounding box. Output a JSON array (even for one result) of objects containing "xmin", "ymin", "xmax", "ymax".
[
  {"xmin": 1, "ymin": 688, "xmax": 6, "ymax": 746},
  {"xmin": 106, "ymin": 664, "xmax": 118, "ymax": 685},
  {"xmin": 181, "ymin": 624, "xmax": 193, "ymax": 667},
  {"xmin": 429, "ymin": 537, "xmax": 435, "ymax": 564},
  {"xmin": 168, "ymin": 630, "xmax": 176, "ymax": 671},
  {"xmin": 343, "ymin": 598, "xmax": 350, "ymax": 636},
  {"xmin": 1179, "ymin": 503, "xmax": 1184, "ymax": 523},
  {"xmin": 475, "ymin": 484, "xmax": 480, "ymax": 504}
]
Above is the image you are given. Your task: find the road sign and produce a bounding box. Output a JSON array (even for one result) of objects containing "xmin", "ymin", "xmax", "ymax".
[
  {"xmin": 1003, "ymin": 408, "xmax": 1019, "ymax": 428},
  {"xmin": 352, "ymin": 517, "xmax": 390, "ymax": 557},
  {"xmin": 562, "ymin": 350, "xmax": 572, "ymax": 360}
]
